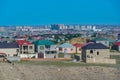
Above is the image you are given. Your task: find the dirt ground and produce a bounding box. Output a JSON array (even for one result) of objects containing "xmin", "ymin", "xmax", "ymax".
[{"xmin": 0, "ymin": 62, "xmax": 120, "ymax": 80}]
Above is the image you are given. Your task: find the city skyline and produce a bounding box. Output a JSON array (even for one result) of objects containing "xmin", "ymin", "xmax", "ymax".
[{"xmin": 0, "ymin": 0, "xmax": 120, "ymax": 25}]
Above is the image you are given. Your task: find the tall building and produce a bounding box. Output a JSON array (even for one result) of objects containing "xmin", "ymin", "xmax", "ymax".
[
  {"xmin": 59, "ymin": 24, "xmax": 67, "ymax": 30},
  {"xmin": 93, "ymin": 26, "xmax": 96, "ymax": 31},
  {"xmin": 51, "ymin": 24, "xmax": 60, "ymax": 30}
]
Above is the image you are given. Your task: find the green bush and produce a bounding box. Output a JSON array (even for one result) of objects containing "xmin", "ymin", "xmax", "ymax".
[
  {"xmin": 58, "ymin": 53, "xmax": 64, "ymax": 58},
  {"xmin": 70, "ymin": 54, "xmax": 75, "ymax": 59}
]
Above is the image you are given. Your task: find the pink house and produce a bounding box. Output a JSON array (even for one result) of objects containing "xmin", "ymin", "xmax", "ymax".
[{"xmin": 58, "ymin": 43, "xmax": 76, "ymax": 54}]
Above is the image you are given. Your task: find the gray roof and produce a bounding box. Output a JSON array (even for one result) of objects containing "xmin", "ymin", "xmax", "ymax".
[
  {"xmin": 0, "ymin": 42, "xmax": 19, "ymax": 48},
  {"xmin": 82, "ymin": 43, "xmax": 109, "ymax": 49}
]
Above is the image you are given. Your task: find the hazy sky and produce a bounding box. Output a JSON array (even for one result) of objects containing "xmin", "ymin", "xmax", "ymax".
[{"xmin": 0, "ymin": 0, "xmax": 120, "ymax": 25}]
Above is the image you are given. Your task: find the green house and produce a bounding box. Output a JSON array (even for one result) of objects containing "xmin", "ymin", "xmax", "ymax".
[
  {"xmin": 34, "ymin": 40, "xmax": 57, "ymax": 58},
  {"xmin": 92, "ymin": 37, "xmax": 109, "ymax": 47}
]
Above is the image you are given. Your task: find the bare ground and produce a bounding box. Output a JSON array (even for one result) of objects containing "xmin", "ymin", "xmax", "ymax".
[{"xmin": 0, "ymin": 62, "xmax": 120, "ymax": 80}]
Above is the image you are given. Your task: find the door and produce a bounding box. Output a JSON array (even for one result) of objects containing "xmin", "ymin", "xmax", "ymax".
[{"xmin": 38, "ymin": 53, "xmax": 44, "ymax": 58}]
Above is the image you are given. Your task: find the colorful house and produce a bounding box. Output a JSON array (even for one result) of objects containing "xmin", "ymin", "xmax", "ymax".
[
  {"xmin": 0, "ymin": 42, "xmax": 19, "ymax": 57},
  {"xmin": 59, "ymin": 43, "xmax": 75, "ymax": 54},
  {"xmin": 34, "ymin": 40, "xmax": 57, "ymax": 58},
  {"xmin": 73, "ymin": 43, "xmax": 84, "ymax": 54},
  {"xmin": 92, "ymin": 37, "xmax": 109, "ymax": 47},
  {"xmin": 82, "ymin": 43, "xmax": 116, "ymax": 64},
  {"xmin": 17, "ymin": 39, "xmax": 35, "ymax": 58}
]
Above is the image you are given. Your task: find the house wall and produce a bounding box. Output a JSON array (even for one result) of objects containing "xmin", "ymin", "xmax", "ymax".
[
  {"xmin": 21, "ymin": 44, "xmax": 35, "ymax": 54},
  {"xmin": 96, "ymin": 41, "xmax": 109, "ymax": 47},
  {"xmin": 76, "ymin": 47, "xmax": 82, "ymax": 54},
  {"xmin": 82, "ymin": 49, "xmax": 110, "ymax": 63},
  {"xmin": 0, "ymin": 48, "xmax": 19, "ymax": 56},
  {"xmin": 86, "ymin": 49, "xmax": 110, "ymax": 59},
  {"xmin": 37, "ymin": 45, "xmax": 57, "ymax": 53}
]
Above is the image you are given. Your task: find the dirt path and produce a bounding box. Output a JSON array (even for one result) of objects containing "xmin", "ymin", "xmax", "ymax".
[{"xmin": 0, "ymin": 62, "xmax": 120, "ymax": 80}]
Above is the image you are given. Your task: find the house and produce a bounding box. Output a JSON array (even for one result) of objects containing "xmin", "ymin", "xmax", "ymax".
[
  {"xmin": 73, "ymin": 43, "xmax": 84, "ymax": 54},
  {"xmin": 59, "ymin": 43, "xmax": 75, "ymax": 54},
  {"xmin": 112, "ymin": 42, "xmax": 120, "ymax": 51},
  {"xmin": 73, "ymin": 43, "xmax": 84, "ymax": 61},
  {"xmin": 106, "ymin": 38, "xmax": 116, "ymax": 48},
  {"xmin": 0, "ymin": 42, "xmax": 19, "ymax": 57},
  {"xmin": 16, "ymin": 39, "xmax": 35, "ymax": 58},
  {"xmin": 92, "ymin": 37, "xmax": 109, "ymax": 47},
  {"xmin": 34, "ymin": 40, "xmax": 57, "ymax": 58},
  {"xmin": 82, "ymin": 43, "xmax": 116, "ymax": 64}
]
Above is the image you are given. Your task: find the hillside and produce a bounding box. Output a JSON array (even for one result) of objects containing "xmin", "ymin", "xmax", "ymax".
[
  {"xmin": 69, "ymin": 37, "xmax": 88, "ymax": 44},
  {"xmin": 0, "ymin": 62, "xmax": 120, "ymax": 80}
]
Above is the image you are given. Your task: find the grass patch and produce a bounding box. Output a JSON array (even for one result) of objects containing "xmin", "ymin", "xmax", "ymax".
[
  {"xmin": 110, "ymin": 55, "xmax": 120, "ymax": 65},
  {"xmin": 70, "ymin": 54, "xmax": 75, "ymax": 58},
  {"xmin": 17, "ymin": 60, "xmax": 117, "ymax": 67},
  {"xmin": 15, "ymin": 55, "xmax": 120, "ymax": 68},
  {"xmin": 110, "ymin": 55, "xmax": 120, "ymax": 60}
]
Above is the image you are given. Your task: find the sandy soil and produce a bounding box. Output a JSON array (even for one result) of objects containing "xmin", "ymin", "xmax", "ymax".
[{"xmin": 0, "ymin": 62, "xmax": 120, "ymax": 80}]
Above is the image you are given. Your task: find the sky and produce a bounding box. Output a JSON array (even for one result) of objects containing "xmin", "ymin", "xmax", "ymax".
[{"xmin": 0, "ymin": 0, "xmax": 120, "ymax": 25}]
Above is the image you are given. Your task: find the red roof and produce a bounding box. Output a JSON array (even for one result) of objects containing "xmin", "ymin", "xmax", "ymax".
[
  {"xmin": 16, "ymin": 40, "xmax": 32, "ymax": 45},
  {"xmin": 73, "ymin": 43, "xmax": 84, "ymax": 48},
  {"xmin": 114, "ymin": 42, "xmax": 120, "ymax": 46}
]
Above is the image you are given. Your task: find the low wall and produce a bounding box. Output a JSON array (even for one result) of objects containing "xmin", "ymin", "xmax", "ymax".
[
  {"xmin": 20, "ymin": 54, "xmax": 37, "ymax": 58},
  {"xmin": 64, "ymin": 54, "xmax": 71, "ymax": 58},
  {"xmin": 86, "ymin": 58, "xmax": 116, "ymax": 64},
  {"xmin": 45, "ymin": 54, "xmax": 56, "ymax": 58},
  {"xmin": 7, "ymin": 56, "xmax": 20, "ymax": 62}
]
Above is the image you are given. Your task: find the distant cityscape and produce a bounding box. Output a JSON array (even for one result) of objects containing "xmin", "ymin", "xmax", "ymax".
[{"xmin": 0, "ymin": 24, "xmax": 120, "ymax": 36}]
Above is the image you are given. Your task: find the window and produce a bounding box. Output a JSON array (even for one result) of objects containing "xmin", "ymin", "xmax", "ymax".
[
  {"xmin": 59, "ymin": 47, "xmax": 62, "ymax": 51},
  {"xmin": 97, "ymin": 51, "xmax": 99, "ymax": 55},
  {"xmin": 40, "ymin": 46, "xmax": 44, "ymax": 50},
  {"xmin": 23, "ymin": 46, "xmax": 28, "ymax": 50},
  {"xmin": 29, "ymin": 46, "xmax": 33, "ymax": 49},
  {"xmin": 64, "ymin": 48, "xmax": 67, "ymax": 50},
  {"xmin": 90, "ymin": 50, "xmax": 93, "ymax": 54},
  {"xmin": 71, "ymin": 48, "xmax": 73, "ymax": 51},
  {"xmin": 45, "ymin": 45, "xmax": 50, "ymax": 48},
  {"xmin": 16, "ymin": 49, "xmax": 19, "ymax": 52},
  {"xmin": 79, "ymin": 48, "xmax": 81, "ymax": 51}
]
